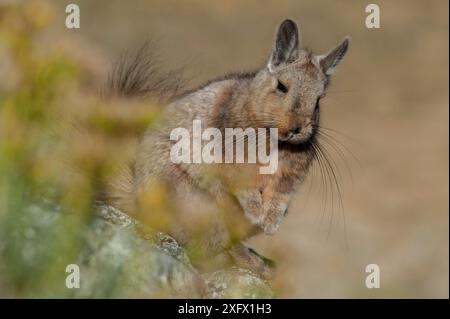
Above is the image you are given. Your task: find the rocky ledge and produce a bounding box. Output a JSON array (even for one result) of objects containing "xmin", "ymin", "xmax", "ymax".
[{"xmin": 69, "ymin": 204, "xmax": 274, "ymax": 298}]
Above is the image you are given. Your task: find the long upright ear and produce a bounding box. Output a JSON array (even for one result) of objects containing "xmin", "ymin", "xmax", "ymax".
[
  {"xmin": 267, "ymin": 19, "xmax": 300, "ymax": 72},
  {"xmin": 317, "ymin": 37, "xmax": 350, "ymax": 75}
]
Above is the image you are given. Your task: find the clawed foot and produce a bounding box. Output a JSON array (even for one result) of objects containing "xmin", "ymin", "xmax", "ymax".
[{"xmin": 229, "ymin": 244, "xmax": 276, "ymax": 281}]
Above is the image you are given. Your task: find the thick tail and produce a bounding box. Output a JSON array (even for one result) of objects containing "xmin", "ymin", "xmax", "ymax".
[
  {"xmin": 101, "ymin": 41, "xmax": 185, "ymax": 213},
  {"xmin": 106, "ymin": 40, "xmax": 185, "ymax": 100}
]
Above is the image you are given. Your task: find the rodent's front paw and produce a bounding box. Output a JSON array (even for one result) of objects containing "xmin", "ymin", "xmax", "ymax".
[
  {"xmin": 244, "ymin": 207, "xmax": 264, "ymax": 225},
  {"xmin": 262, "ymin": 202, "xmax": 288, "ymax": 235},
  {"xmin": 262, "ymin": 213, "xmax": 283, "ymax": 235},
  {"xmin": 237, "ymin": 191, "xmax": 264, "ymax": 225}
]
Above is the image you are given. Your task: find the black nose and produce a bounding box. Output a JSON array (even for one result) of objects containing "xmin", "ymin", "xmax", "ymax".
[{"xmin": 290, "ymin": 127, "xmax": 301, "ymax": 135}]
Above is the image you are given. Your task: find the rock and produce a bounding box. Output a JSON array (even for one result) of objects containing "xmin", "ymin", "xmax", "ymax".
[
  {"xmin": 71, "ymin": 204, "xmax": 202, "ymax": 298},
  {"xmin": 204, "ymin": 268, "xmax": 274, "ymax": 298},
  {"xmin": 0, "ymin": 200, "xmax": 273, "ymax": 298},
  {"xmin": 74, "ymin": 204, "xmax": 274, "ymax": 298}
]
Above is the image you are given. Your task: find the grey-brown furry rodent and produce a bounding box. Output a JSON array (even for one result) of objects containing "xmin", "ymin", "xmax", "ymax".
[{"xmin": 106, "ymin": 19, "xmax": 350, "ymax": 279}]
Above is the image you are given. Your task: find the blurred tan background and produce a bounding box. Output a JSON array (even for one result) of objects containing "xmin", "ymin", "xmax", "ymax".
[{"xmin": 46, "ymin": 0, "xmax": 448, "ymax": 297}]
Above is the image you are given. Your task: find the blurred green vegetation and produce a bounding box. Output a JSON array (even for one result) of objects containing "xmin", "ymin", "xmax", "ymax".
[{"xmin": 0, "ymin": 1, "xmax": 160, "ymax": 297}]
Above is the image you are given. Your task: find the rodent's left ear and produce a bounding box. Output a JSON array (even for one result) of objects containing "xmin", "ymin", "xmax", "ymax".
[
  {"xmin": 317, "ymin": 37, "xmax": 350, "ymax": 76},
  {"xmin": 267, "ymin": 19, "xmax": 300, "ymax": 73}
]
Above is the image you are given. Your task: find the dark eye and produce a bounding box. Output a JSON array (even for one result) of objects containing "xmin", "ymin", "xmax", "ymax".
[{"xmin": 276, "ymin": 80, "xmax": 288, "ymax": 94}]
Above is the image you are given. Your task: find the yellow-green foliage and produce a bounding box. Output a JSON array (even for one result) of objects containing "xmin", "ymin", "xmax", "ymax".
[{"xmin": 0, "ymin": 1, "xmax": 160, "ymax": 297}]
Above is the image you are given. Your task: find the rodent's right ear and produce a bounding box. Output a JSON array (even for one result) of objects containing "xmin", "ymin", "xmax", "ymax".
[
  {"xmin": 316, "ymin": 37, "xmax": 350, "ymax": 76},
  {"xmin": 267, "ymin": 19, "xmax": 300, "ymax": 73}
]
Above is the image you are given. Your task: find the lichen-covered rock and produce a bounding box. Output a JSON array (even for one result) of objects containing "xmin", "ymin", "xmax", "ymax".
[
  {"xmin": 73, "ymin": 204, "xmax": 273, "ymax": 298},
  {"xmin": 204, "ymin": 268, "xmax": 274, "ymax": 298},
  {"xmin": 71, "ymin": 204, "xmax": 202, "ymax": 298},
  {"xmin": 0, "ymin": 201, "xmax": 273, "ymax": 298}
]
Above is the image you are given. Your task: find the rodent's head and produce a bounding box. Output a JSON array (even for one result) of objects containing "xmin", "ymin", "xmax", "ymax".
[{"xmin": 248, "ymin": 19, "xmax": 350, "ymax": 145}]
